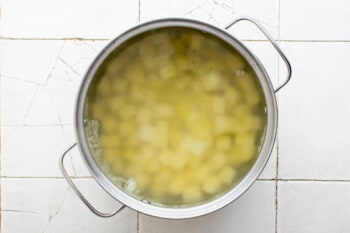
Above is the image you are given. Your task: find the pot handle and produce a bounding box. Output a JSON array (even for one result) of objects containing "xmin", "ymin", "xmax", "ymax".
[
  {"xmin": 59, "ymin": 143, "xmax": 126, "ymax": 217},
  {"xmin": 225, "ymin": 16, "xmax": 292, "ymax": 93}
]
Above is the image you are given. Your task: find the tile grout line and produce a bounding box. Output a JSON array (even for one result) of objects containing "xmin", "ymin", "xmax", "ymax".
[
  {"xmin": 1, "ymin": 37, "xmax": 350, "ymax": 43},
  {"xmin": 275, "ymin": 0, "xmax": 281, "ymax": 232},
  {"xmin": 3, "ymin": 176, "xmax": 350, "ymax": 182},
  {"xmin": 137, "ymin": 212, "xmax": 140, "ymax": 233}
]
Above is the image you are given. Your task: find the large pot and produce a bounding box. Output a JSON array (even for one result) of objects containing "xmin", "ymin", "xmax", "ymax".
[{"xmin": 60, "ymin": 17, "xmax": 291, "ymax": 219}]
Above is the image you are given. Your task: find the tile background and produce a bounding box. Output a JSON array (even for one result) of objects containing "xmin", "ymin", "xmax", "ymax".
[{"xmin": 1, "ymin": 0, "xmax": 349, "ymax": 232}]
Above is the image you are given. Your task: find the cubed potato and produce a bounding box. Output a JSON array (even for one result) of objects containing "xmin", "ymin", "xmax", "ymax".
[
  {"xmin": 119, "ymin": 119, "xmax": 136, "ymax": 137},
  {"xmin": 212, "ymin": 96, "xmax": 226, "ymax": 114},
  {"xmin": 209, "ymin": 152, "xmax": 227, "ymax": 171},
  {"xmin": 215, "ymin": 135, "xmax": 232, "ymax": 151},
  {"xmin": 99, "ymin": 115, "xmax": 118, "ymax": 134},
  {"xmin": 193, "ymin": 164, "xmax": 211, "ymax": 183},
  {"xmin": 214, "ymin": 115, "xmax": 235, "ymax": 135},
  {"xmin": 218, "ymin": 165, "xmax": 236, "ymax": 184},
  {"xmin": 159, "ymin": 65, "xmax": 176, "ymax": 80},
  {"xmin": 224, "ymin": 87, "xmax": 241, "ymax": 107},
  {"xmin": 235, "ymin": 133, "xmax": 256, "ymax": 146},
  {"xmin": 229, "ymin": 53, "xmax": 246, "ymax": 72},
  {"xmin": 111, "ymin": 157, "xmax": 124, "ymax": 175},
  {"xmin": 182, "ymin": 185, "xmax": 202, "ymax": 203},
  {"xmin": 90, "ymin": 102, "xmax": 106, "ymax": 120},
  {"xmin": 103, "ymin": 148, "xmax": 120, "ymax": 163},
  {"xmin": 119, "ymin": 105, "xmax": 136, "ymax": 120},
  {"xmin": 138, "ymin": 124, "xmax": 157, "ymax": 142},
  {"xmin": 108, "ymin": 96, "xmax": 125, "ymax": 113},
  {"xmin": 168, "ymin": 174, "xmax": 186, "ymax": 195},
  {"xmin": 133, "ymin": 172, "xmax": 149, "ymax": 191},
  {"xmin": 97, "ymin": 77, "xmax": 112, "ymax": 96},
  {"xmin": 245, "ymin": 90, "xmax": 261, "ymax": 106},
  {"xmin": 100, "ymin": 134, "xmax": 120, "ymax": 148},
  {"xmin": 135, "ymin": 107, "xmax": 152, "ymax": 123},
  {"xmin": 112, "ymin": 78, "xmax": 128, "ymax": 94},
  {"xmin": 242, "ymin": 115, "xmax": 263, "ymax": 131},
  {"xmin": 202, "ymin": 175, "xmax": 221, "ymax": 194},
  {"xmin": 236, "ymin": 75, "xmax": 256, "ymax": 92},
  {"xmin": 202, "ymin": 72, "xmax": 222, "ymax": 92},
  {"xmin": 154, "ymin": 103, "xmax": 173, "ymax": 118}
]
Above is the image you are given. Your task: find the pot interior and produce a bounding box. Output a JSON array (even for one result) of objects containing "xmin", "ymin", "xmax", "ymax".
[
  {"xmin": 75, "ymin": 18, "xmax": 277, "ymax": 219},
  {"xmin": 83, "ymin": 26, "xmax": 267, "ymax": 207}
]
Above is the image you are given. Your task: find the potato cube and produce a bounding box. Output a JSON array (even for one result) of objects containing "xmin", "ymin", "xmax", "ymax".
[
  {"xmin": 214, "ymin": 115, "xmax": 234, "ymax": 135},
  {"xmin": 103, "ymin": 148, "xmax": 120, "ymax": 163},
  {"xmin": 99, "ymin": 116, "xmax": 118, "ymax": 134},
  {"xmin": 182, "ymin": 185, "xmax": 202, "ymax": 203},
  {"xmin": 202, "ymin": 175, "xmax": 221, "ymax": 194},
  {"xmin": 100, "ymin": 134, "xmax": 120, "ymax": 148},
  {"xmin": 155, "ymin": 104, "xmax": 173, "ymax": 118},
  {"xmin": 216, "ymin": 135, "xmax": 232, "ymax": 151},
  {"xmin": 218, "ymin": 166, "xmax": 236, "ymax": 184}
]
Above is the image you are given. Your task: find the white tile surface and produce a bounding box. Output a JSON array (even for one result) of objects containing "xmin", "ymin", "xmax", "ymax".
[
  {"xmin": 1, "ymin": 178, "xmax": 137, "ymax": 233},
  {"xmin": 0, "ymin": 77, "xmax": 37, "ymax": 125},
  {"xmin": 278, "ymin": 181, "xmax": 350, "ymax": 233},
  {"xmin": 1, "ymin": 40, "xmax": 63, "ymax": 85},
  {"xmin": 24, "ymin": 86, "xmax": 61, "ymax": 125},
  {"xmin": 140, "ymin": 181, "xmax": 275, "ymax": 233},
  {"xmin": 280, "ymin": 0, "xmax": 350, "ymax": 40},
  {"xmin": 2, "ymin": 0, "xmax": 350, "ymax": 232},
  {"xmin": 1, "ymin": 126, "xmax": 69, "ymax": 177},
  {"xmin": 1, "ymin": 0, "xmax": 139, "ymax": 39},
  {"xmin": 278, "ymin": 42, "xmax": 350, "ymax": 180},
  {"xmin": 141, "ymin": 0, "xmax": 278, "ymax": 40}
]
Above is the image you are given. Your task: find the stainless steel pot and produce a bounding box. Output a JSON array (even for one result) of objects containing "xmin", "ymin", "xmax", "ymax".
[{"xmin": 60, "ymin": 17, "xmax": 291, "ymax": 219}]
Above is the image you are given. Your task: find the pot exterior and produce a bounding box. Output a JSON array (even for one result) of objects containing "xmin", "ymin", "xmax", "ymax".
[{"xmin": 74, "ymin": 18, "xmax": 278, "ymax": 219}]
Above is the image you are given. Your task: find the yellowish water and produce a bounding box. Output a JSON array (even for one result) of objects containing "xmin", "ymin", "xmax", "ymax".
[{"xmin": 84, "ymin": 27, "xmax": 267, "ymax": 206}]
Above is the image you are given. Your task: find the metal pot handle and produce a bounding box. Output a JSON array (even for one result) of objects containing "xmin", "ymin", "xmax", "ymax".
[
  {"xmin": 225, "ymin": 16, "xmax": 292, "ymax": 93},
  {"xmin": 59, "ymin": 143, "xmax": 126, "ymax": 217}
]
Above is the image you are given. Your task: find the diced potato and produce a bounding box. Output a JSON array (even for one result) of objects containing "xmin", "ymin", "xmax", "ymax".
[
  {"xmin": 237, "ymin": 75, "xmax": 256, "ymax": 92},
  {"xmin": 168, "ymin": 174, "xmax": 186, "ymax": 195},
  {"xmin": 90, "ymin": 102, "xmax": 106, "ymax": 120},
  {"xmin": 100, "ymin": 134, "xmax": 120, "ymax": 148},
  {"xmin": 111, "ymin": 157, "xmax": 124, "ymax": 175},
  {"xmin": 202, "ymin": 72, "xmax": 222, "ymax": 91},
  {"xmin": 209, "ymin": 152, "xmax": 227, "ymax": 171},
  {"xmin": 112, "ymin": 78, "xmax": 128, "ymax": 94},
  {"xmin": 189, "ymin": 117, "xmax": 213, "ymax": 139},
  {"xmin": 159, "ymin": 65, "xmax": 176, "ymax": 80},
  {"xmin": 134, "ymin": 173, "xmax": 150, "ymax": 191},
  {"xmin": 182, "ymin": 185, "xmax": 202, "ymax": 203},
  {"xmin": 119, "ymin": 105, "xmax": 136, "ymax": 119},
  {"xmin": 245, "ymin": 90, "xmax": 261, "ymax": 106},
  {"xmin": 99, "ymin": 116, "xmax": 118, "ymax": 134},
  {"xmin": 202, "ymin": 175, "xmax": 221, "ymax": 194},
  {"xmin": 212, "ymin": 96, "xmax": 226, "ymax": 114},
  {"xmin": 108, "ymin": 96, "xmax": 125, "ymax": 113},
  {"xmin": 216, "ymin": 135, "xmax": 232, "ymax": 151},
  {"xmin": 235, "ymin": 133, "xmax": 256, "ymax": 146},
  {"xmin": 85, "ymin": 28, "xmax": 268, "ymax": 206},
  {"xmin": 224, "ymin": 87, "xmax": 241, "ymax": 107},
  {"xmin": 214, "ymin": 115, "xmax": 234, "ymax": 135},
  {"xmin": 97, "ymin": 78, "xmax": 112, "ymax": 96},
  {"xmin": 242, "ymin": 115, "xmax": 263, "ymax": 131},
  {"xmin": 218, "ymin": 166, "xmax": 236, "ymax": 184},
  {"xmin": 154, "ymin": 103, "xmax": 173, "ymax": 118},
  {"xmin": 103, "ymin": 148, "xmax": 120, "ymax": 163}
]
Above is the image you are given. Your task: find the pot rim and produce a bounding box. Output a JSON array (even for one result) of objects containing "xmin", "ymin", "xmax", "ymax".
[{"xmin": 74, "ymin": 17, "xmax": 278, "ymax": 219}]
